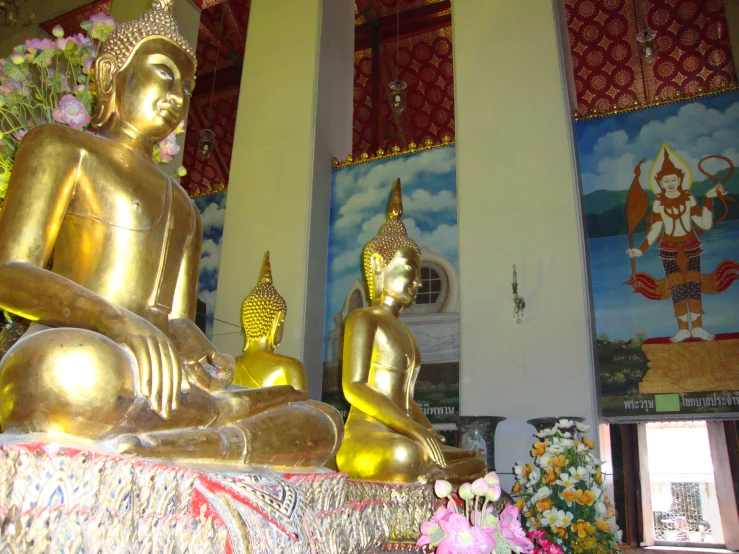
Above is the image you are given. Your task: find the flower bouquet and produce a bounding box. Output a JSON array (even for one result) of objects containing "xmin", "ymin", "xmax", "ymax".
[
  {"xmin": 418, "ymin": 472, "xmax": 535, "ymax": 554},
  {"xmin": 0, "ymin": 13, "xmax": 185, "ymax": 207},
  {"xmin": 512, "ymin": 419, "xmax": 621, "ymax": 554}
]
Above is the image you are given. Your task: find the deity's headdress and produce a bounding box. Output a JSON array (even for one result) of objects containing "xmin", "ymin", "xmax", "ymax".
[
  {"xmin": 655, "ymin": 148, "xmax": 684, "ymax": 187},
  {"xmin": 100, "ymin": 0, "xmax": 196, "ymax": 71},
  {"xmin": 241, "ymin": 252, "xmax": 287, "ymax": 342},
  {"xmin": 363, "ymin": 178, "xmax": 421, "ymax": 302}
]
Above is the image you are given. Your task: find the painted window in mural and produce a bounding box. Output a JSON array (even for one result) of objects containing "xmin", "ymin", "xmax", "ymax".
[
  {"xmin": 576, "ymin": 91, "xmax": 739, "ymax": 419},
  {"xmin": 322, "ymin": 145, "xmax": 460, "ymax": 424}
]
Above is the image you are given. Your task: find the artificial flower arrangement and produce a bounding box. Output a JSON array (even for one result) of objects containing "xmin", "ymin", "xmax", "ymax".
[
  {"xmin": 512, "ymin": 419, "xmax": 622, "ymax": 554},
  {"xmin": 0, "ymin": 13, "xmax": 185, "ymax": 206},
  {"xmin": 418, "ymin": 471, "xmax": 535, "ymax": 554}
]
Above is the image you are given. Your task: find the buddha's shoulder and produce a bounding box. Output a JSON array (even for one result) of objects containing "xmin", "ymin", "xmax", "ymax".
[
  {"xmin": 24, "ymin": 123, "xmax": 94, "ymax": 146},
  {"xmin": 345, "ymin": 306, "xmax": 396, "ymax": 327}
]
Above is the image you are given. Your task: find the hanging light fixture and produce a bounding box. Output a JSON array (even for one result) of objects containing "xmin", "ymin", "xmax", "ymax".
[
  {"xmin": 388, "ymin": 0, "xmax": 407, "ymax": 116},
  {"xmin": 635, "ymin": 0, "xmax": 659, "ymax": 65},
  {"xmin": 197, "ymin": 2, "xmax": 227, "ymax": 161}
]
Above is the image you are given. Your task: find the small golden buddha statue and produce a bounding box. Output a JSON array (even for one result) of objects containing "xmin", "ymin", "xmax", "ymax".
[
  {"xmin": 233, "ymin": 252, "xmax": 308, "ymax": 390},
  {"xmin": 336, "ymin": 179, "xmax": 486, "ymax": 484},
  {"xmin": 0, "ymin": 0, "xmax": 341, "ymax": 468}
]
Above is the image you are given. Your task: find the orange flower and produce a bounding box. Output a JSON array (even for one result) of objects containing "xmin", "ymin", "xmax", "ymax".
[
  {"xmin": 543, "ymin": 467, "xmax": 557, "ymax": 485},
  {"xmin": 575, "ymin": 489, "xmax": 596, "ymax": 506},
  {"xmin": 515, "ymin": 499, "xmax": 525, "ymax": 511},
  {"xmin": 560, "ymin": 488, "xmax": 577, "ymax": 504},
  {"xmin": 596, "ymin": 519, "xmax": 612, "ymax": 533},
  {"xmin": 583, "ymin": 437, "xmax": 595, "ymax": 449},
  {"xmin": 551, "ymin": 454, "xmax": 567, "ymax": 468},
  {"xmin": 524, "ymin": 511, "xmax": 533, "ymax": 519},
  {"xmin": 535, "ymin": 498, "xmax": 553, "ymax": 513},
  {"xmin": 531, "ymin": 442, "xmax": 547, "ymax": 457},
  {"xmin": 571, "ymin": 520, "xmax": 595, "ymax": 538},
  {"xmin": 595, "ymin": 466, "xmax": 603, "ymax": 484},
  {"xmin": 551, "ymin": 526, "xmax": 567, "ymax": 538},
  {"xmin": 512, "ymin": 482, "xmax": 522, "ymax": 494}
]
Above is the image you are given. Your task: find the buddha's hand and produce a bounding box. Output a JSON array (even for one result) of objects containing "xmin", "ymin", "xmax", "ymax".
[
  {"xmin": 107, "ymin": 311, "xmax": 182, "ymax": 420},
  {"xmin": 411, "ymin": 424, "xmax": 447, "ymax": 468},
  {"xmin": 185, "ymin": 351, "xmax": 235, "ymax": 393}
]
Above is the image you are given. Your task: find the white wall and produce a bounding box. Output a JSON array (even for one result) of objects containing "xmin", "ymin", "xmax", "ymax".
[{"xmin": 452, "ymin": 0, "xmax": 598, "ymax": 486}]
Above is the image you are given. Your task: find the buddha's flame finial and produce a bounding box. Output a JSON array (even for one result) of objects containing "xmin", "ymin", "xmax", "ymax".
[
  {"xmin": 388, "ymin": 178, "xmax": 404, "ymax": 220},
  {"xmin": 259, "ymin": 251, "xmax": 273, "ymax": 285},
  {"xmin": 153, "ymin": 0, "xmax": 174, "ymax": 12}
]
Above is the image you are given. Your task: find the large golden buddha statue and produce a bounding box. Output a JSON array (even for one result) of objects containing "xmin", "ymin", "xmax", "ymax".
[
  {"xmin": 0, "ymin": 0, "xmax": 341, "ymax": 468},
  {"xmin": 233, "ymin": 252, "xmax": 308, "ymax": 390},
  {"xmin": 336, "ymin": 180, "xmax": 486, "ymax": 484}
]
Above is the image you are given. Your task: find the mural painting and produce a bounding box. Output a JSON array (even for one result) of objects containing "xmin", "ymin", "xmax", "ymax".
[
  {"xmin": 193, "ymin": 191, "xmax": 227, "ymax": 339},
  {"xmin": 323, "ymin": 146, "xmax": 460, "ymax": 425},
  {"xmin": 577, "ymin": 92, "xmax": 739, "ymax": 419}
]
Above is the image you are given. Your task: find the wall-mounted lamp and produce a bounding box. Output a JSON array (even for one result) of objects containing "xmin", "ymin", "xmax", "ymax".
[{"xmin": 512, "ymin": 264, "xmax": 525, "ymax": 324}]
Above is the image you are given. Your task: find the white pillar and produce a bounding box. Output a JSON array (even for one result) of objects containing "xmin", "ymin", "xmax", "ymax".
[
  {"xmin": 452, "ymin": 0, "xmax": 598, "ymax": 487},
  {"xmin": 212, "ymin": 0, "xmax": 354, "ymax": 399}
]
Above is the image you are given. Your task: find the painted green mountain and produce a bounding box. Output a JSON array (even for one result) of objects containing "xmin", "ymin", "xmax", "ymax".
[{"xmin": 584, "ymin": 168, "xmax": 739, "ymax": 238}]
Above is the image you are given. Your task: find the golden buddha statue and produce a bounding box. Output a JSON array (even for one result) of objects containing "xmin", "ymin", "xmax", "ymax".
[
  {"xmin": 0, "ymin": 0, "xmax": 342, "ymax": 468},
  {"xmin": 336, "ymin": 179, "xmax": 486, "ymax": 484},
  {"xmin": 233, "ymin": 252, "xmax": 308, "ymax": 390}
]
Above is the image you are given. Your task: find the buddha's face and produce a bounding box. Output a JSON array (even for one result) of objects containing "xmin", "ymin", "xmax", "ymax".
[
  {"xmin": 377, "ymin": 247, "xmax": 422, "ymax": 307},
  {"xmin": 112, "ymin": 39, "xmax": 195, "ymax": 142},
  {"xmin": 660, "ymin": 173, "xmax": 680, "ymax": 192}
]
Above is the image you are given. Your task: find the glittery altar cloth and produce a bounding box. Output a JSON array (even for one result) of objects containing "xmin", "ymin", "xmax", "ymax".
[{"xmin": 0, "ymin": 442, "xmax": 438, "ymax": 553}]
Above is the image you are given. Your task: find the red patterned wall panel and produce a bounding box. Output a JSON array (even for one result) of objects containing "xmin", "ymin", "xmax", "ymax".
[
  {"xmin": 566, "ymin": 0, "xmax": 736, "ymax": 116},
  {"xmin": 352, "ymin": 25, "xmax": 454, "ymax": 157},
  {"xmin": 179, "ymin": 85, "xmax": 239, "ymax": 197}
]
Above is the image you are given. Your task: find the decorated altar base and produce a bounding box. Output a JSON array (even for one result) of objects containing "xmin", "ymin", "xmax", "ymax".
[{"xmin": 0, "ymin": 443, "xmax": 437, "ymax": 553}]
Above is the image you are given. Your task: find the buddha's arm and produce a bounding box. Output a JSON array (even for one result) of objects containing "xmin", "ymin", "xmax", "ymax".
[
  {"xmin": 0, "ymin": 127, "xmax": 182, "ymax": 420},
  {"xmin": 343, "ymin": 312, "xmax": 445, "ymax": 466},
  {"xmin": 168, "ymin": 203, "xmax": 234, "ymax": 391}
]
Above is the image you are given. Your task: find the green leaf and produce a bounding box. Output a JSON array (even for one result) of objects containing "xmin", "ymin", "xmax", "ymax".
[
  {"xmin": 3, "ymin": 59, "xmax": 28, "ymax": 81},
  {"xmin": 32, "ymin": 48, "xmax": 57, "ymax": 67}
]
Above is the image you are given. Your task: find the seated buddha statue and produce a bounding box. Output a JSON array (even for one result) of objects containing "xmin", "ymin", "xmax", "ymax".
[
  {"xmin": 0, "ymin": 0, "xmax": 342, "ymax": 468},
  {"xmin": 233, "ymin": 252, "xmax": 307, "ymax": 390},
  {"xmin": 336, "ymin": 179, "xmax": 486, "ymax": 484}
]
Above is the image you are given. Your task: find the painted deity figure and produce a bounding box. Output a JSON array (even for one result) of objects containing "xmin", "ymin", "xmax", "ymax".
[
  {"xmin": 0, "ymin": 0, "xmax": 341, "ymax": 467},
  {"xmin": 233, "ymin": 252, "xmax": 307, "ymax": 390},
  {"xmin": 336, "ymin": 179, "xmax": 486, "ymax": 484},
  {"xmin": 626, "ymin": 146, "xmax": 724, "ymax": 343}
]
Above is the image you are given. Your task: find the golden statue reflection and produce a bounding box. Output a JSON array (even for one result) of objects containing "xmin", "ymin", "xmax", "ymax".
[
  {"xmin": 233, "ymin": 252, "xmax": 308, "ymax": 390},
  {"xmin": 0, "ymin": 0, "xmax": 341, "ymax": 468},
  {"xmin": 336, "ymin": 179, "xmax": 486, "ymax": 484}
]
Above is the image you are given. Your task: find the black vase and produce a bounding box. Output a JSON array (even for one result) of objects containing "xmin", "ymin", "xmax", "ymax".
[
  {"xmin": 452, "ymin": 416, "xmax": 506, "ymax": 471},
  {"xmin": 526, "ymin": 416, "xmax": 586, "ymax": 434}
]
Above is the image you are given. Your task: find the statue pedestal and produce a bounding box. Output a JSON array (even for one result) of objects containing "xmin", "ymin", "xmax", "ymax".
[
  {"xmin": 639, "ymin": 333, "xmax": 739, "ymax": 393},
  {"xmin": 0, "ymin": 442, "xmax": 437, "ymax": 553}
]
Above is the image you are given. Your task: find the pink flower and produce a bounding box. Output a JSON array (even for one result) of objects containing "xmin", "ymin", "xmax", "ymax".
[
  {"xmin": 527, "ymin": 530, "xmax": 546, "ymax": 540},
  {"xmin": 57, "ymin": 33, "xmax": 91, "ymax": 51},
  {"xmin": 417, "ymin": 501, "xmax": 455, "ymax": 548},
  {"xmin": 52, "ymin": 95, "xmax": 91, "ymax": 129},
  {"xmin": 89, "ymin": 12, "xmax": 116, "ymax": 40},
  {"xmin": 90, "ymin": 12, "xmax": 116, "ymax": 27},
  {"xmin": 12, "ymin": 129, "xmax": 26, "ymax": 141},
  {"xmin": 157, "ymin": 131, "xmax": 181, "ymax": 163},
  {"xmin": 24, "ymin": 38, "xmax": 55, "ymax": 51},
  {"xmin": 437, "ymin": 512, "xmax": 497, "ymax": 554},
  {"xmin": 471, "ymin": 478, "xmax": 489, "ymax": 497},
  {"xmin": 498, "ymin": 505, "xmax": 534, "ymax": 552}
]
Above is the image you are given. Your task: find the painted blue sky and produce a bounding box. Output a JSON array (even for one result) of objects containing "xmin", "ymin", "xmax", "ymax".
[
  {"xmin": 324, "ymin": 146, "xmax": 459, "ymax": 350},
  {"xmin": 193, "ymin": 191, "xmax": 226, "ymax": 339},
  {"xmin": 576, "ymin": 91, "xmax": 739, "ymax": 195}
]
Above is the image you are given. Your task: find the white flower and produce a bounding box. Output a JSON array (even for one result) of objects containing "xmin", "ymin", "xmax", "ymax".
[
  {"xmin": 555, "ymin": 510, "xmax": 574, "ymax": 527},
  {"xmin": 536, "ymin": 428, "xmax": 556, "ymax": 438},
  {"xmin": 541, "ymin": 509, "xmax": 559, "ymax": 527},
  {"xmin": 513, "ymin": 463, "xmax": 525, "ymax": 477},
  {"xmin": 547, "ymin": 445, "xmax": 564, "ymax": 456},
  {"xmin": 537, "ymin": 455, "xmax": 553, "ymax": 468},
  {"xmin": 570, "ymin": 466, "xmax": 588, "ymax": 481},
  {"xmin": 529, "ymin": 466, "xmax": 541, "ymax": 483},
  {"xmin": 576, "ymin": 442, "xmax": 588, "ymax": 454},
  {"xmin": 591, "ymin": 485, "xmax": 603, "ymax": 499},
  {"xmin": 575, "ymin": 421, "xmax": 591, "ymax": 432},
  {"xmin": 561, "ymin": 431, "xmax": 572, "ymax": 438},
  {"xmin": 596, "ymin": 501, "xmax": 608, "ymax": 517},
  {"xmin": 532, "ymin": 486, "xmax": 552, "ymax": 502},
  {"xmin": 556, "ymin": 473, "xmax": 576, "ymax": 489},
  {"xmin": 559, "ymin": 438, "xmax": 574, "ymax": 448},
  {"xmin": 557, "ymin": 419, "xmax": 574, "ymax": 429}
]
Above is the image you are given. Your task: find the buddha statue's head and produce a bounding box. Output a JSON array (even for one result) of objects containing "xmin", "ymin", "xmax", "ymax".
[
  {"xmin": 363, "ymin": 179, "xmax": 422, "ymax": 307},
  {"xmin": 91, "ymin": 0, "xmax": 196, "ymax": 142},
  {"xmin": 241, "ymin": 252, "xmax": 287, "ymax": 350}
]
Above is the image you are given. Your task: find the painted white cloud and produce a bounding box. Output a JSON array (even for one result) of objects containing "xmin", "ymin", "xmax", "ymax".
[
  {"xmin": 200, "ymin": 238, "xmax": 221, "ymax": 272},
  {"xmin": 582, "ymin": 100, "xmax": 739, "ymax": 193},
  {"xmin": 200, "ymin": 200, "xmax": 226, "ymax": 233},
  {"xmin": 198, "ymin": 288, "xmax": 218, "ymax": 316}
]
